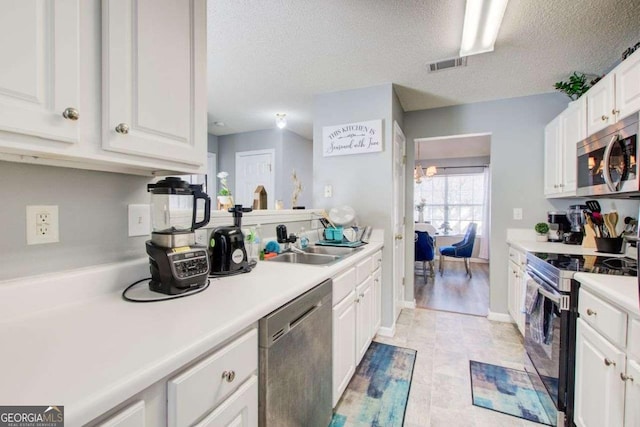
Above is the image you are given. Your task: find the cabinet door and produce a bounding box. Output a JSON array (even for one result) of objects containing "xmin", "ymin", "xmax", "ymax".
[
  {"xmin": 574, "ymin": 319, "xmax": 625, "ymax": 427},
  {"xmin": 332, "ymin": 291, "xmax": 356, "ymax": 407},
  {"xmin": 560, "ymin": 97, "xmax": 586, "ymax": 194},
  {"xmin": 507, "ymin": 260, "xmax": 519, "ymax": 324},
  {"xmin": 544, "ymin": 116, "xmax": 561, "ymax": 196},
  {"xmin": 0, "ymin": 0, "xmax": 80, "ymax": 144},
  {"xmin": 102, "ymin": 0, "xmax": 206, "ymax": 167},
  {"xmin": 624, "ymin": 359, "xmax": 640, "ymax": 427},
  {"xmin": 356, "ymin": 277, "xmax": 374, "ymax": 364},
  {"xmin": 195, "ymin": 375, "xmax": 258, "ymax": 427},
  {"xmin": 615, "ymin": 49, "xmax": 640, "ymax": 121},
  {"xmin": 587, "ymin": 74, "xmax": 616, "ymax": 136},
  {"xmin": 373, "ymin": 269, "xmax": 382, "ymax": 332}
]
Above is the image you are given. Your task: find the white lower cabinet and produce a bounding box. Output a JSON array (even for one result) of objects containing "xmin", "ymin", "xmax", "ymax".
[
  {"xmin": 574, "ymin": 319, "xmax": 625, "ymax": 427},
  {"xmin": 87, "ymin": 327, "xmax": 258, "ymax": 427},
  {"xmin": 506, "ymin": 245, "xmax": 526, "ymax": 335},
  {"xmin": 573, "ymin": 285, "xmax": 640, "ymax": 427},
  {"xmin": 195, "ymin": 375, "xmax": 258, "ymax": 427},
  {"xmin": 332, "ymin": 290, "xmax": 357, "ymax": 407},
  {"xmin": 332, "ymin": 251, "xmax": 382, "ymax": 407},
  {"xmin": 356, "ymin": 276, "xmax": 374, "ymax": 364}
]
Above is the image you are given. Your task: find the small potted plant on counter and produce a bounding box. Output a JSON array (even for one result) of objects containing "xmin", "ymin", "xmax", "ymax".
[
  {"xmin": 535, "ymin": 222, "xmax": 549, "ymax": 242},
  {"xmin": 217, "ymin": 172, "xmax": 234, "ymax": 210}
]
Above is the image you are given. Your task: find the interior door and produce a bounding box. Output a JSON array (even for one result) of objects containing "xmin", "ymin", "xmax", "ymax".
[
  {"xmin": 392, "ymin": 121, "xmax": 406, "ymax": 321},
  {"xmin": 0, "ymin": 0, "xmax": 80, "ymax": 143},
  {"xmin": 235, "ymin": 150, "xmax": 275, "ymax": 209}
]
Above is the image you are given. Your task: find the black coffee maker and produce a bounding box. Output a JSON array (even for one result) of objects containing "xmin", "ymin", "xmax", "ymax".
[
  {"xmin": 564, "ymin": 204, "xmax": 587, "ymax": 245},
  {"xmin": 547, "ymin": 211, "xmax": 571, "ymax": 242},
  {"xmin": 209, "ymin": 205, "xmax": 254, "ymax": 275}
]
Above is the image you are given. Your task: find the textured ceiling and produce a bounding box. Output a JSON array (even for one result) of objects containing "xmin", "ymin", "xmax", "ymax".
[
  {"xmin": 207, "ymin": 0, "xmax": 640, "ymax": 139},
  {"xmin": 416, "ymin": 134, "xmax": 491, "ymax": 160}
]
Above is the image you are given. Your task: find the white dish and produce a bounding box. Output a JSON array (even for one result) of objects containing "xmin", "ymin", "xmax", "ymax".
[{"xmin": 329, "ymin": 205, "xmax": 356, "ymax": 226}]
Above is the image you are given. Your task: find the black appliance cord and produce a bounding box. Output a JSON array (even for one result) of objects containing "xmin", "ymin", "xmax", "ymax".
[{"xmin": 122, "ymin": 278, "xmax": 211, "ymax": 303}]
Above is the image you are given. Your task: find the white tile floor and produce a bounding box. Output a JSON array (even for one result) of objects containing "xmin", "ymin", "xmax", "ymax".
[{"xmin": 374, "ymin": 308, "xmax": 543, "ymax": 427}]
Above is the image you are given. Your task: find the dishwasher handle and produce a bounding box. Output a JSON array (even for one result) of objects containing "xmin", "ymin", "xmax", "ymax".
[{"xmin": 259, "ymin": 279, "xmax": 332, "ymax": 348}]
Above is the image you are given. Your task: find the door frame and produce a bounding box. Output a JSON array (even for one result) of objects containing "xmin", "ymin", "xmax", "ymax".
[
  {"xmin": 392, "ymin": 121, "xmax": 406, "ymax": 321},
  {"xmin": 235, "ymin": 149, "xmax": 276, "ymax": 209}
]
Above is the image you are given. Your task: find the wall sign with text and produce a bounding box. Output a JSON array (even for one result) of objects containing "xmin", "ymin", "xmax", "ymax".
[{"xmin": 322, "ymin": 119, "xmax": 383, "ymax": 157}]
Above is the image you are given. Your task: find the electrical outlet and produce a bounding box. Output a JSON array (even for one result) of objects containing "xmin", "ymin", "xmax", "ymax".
[
  {"xmin": 513, "ymin": 208, "xmax": 523, "ymax": 220},
  {"xmin": 26, "ymin": 205, "xmax": 59, "ymax": 245},
  {"xmin": 324, "ymin": 185, "xmax": 333, "ymax": 198}
]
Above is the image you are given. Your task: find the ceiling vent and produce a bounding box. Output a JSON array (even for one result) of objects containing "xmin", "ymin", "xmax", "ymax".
[{"xmin": 428, "ymin": 57, "xmax": 467, "ymax": 73}]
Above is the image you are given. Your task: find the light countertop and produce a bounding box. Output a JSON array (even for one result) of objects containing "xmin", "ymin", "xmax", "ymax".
[
  {"xmin": 0, "ymin": 240, "xmax": 383, "ymax": 426},
  {"xmin": 507, "ymin": 239, "xmax": 626, "ymax": 256},
  {"xmin": 574, "ymin": 273, "xmax": 640, "ymax": 317}
]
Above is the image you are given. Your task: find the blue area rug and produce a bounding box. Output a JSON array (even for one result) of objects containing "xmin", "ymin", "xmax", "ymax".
[
  {"xmin": 470, "ymin": 360, "xmax": 554, "ymax": 426},
  {"xmin": 330, "ymin": 341, "xmax": 416, "ymax": 427}
]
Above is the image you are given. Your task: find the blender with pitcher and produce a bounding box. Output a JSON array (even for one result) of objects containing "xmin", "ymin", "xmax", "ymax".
[
  {"xmin": 563, "ymin": 204, "xmax": 587, "ymax": 245},
  {"xmin": 146, "ymin": 177, "xmax": 211, "ymax": 295}
]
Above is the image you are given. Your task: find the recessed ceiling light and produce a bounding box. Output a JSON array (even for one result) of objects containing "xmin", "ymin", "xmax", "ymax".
[
  {"xmin": 213, "ymin": 121, "xmax": 225, "ymax": 127},
  {"xmin": 460, "ymin": 0, "xmax": 509, "ymax": 57},
  {"xmin": 275, "ymin": 113, "xmax": 287, "ymax": 129}
]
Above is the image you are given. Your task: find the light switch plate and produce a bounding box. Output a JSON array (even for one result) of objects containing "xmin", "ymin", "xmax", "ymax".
[
  {"xmin": 513, "ymin": 208, "xmax": 523, "ymax": 220},
  {"xmin": 324, "ymin": 185, "xmax": 333, "ymax": 198},
  {"xmin": 128, "ymin": 204, "xmax": 151, "ymax": 237}
]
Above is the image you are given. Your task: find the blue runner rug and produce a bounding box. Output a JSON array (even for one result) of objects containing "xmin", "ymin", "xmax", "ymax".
[
  {"xmin": 470, "ymin": 360, "xmax": 554, "ymax": 426},
  {"xmin": 330, "ymin": 341, "xmax": 416, "ymax": 427}
]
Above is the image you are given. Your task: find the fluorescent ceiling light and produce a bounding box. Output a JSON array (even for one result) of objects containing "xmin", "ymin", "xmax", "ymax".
[{"xmin": 460, "ymin": 0, "xmax": 509, "ymax": 57}]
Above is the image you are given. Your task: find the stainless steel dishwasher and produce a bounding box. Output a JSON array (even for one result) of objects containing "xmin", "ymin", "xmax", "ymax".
[{"xmin": 259, "ymin": 279, "xmax": 332, "ymax": 426}]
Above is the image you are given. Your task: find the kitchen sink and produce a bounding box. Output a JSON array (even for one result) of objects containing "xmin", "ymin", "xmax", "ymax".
[
  {"xmin": 268, "ymin": 252, "xmax": 341, "ymax": 265},
  {"xmin": 301, "ymin": 246, "xmax": 362, "ymax": 256}
]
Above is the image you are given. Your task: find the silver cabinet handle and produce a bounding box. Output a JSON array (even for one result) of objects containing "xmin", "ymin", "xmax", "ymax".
[
  {"xmin": 359, "ymin": 293, "xmax": 365, "ymax": 298},
  {"xmin": 586, "ymin": 308, "xmax": 597, "ymax": 316},
  {"xmin": 559, "ymin": 183, "xmax": 564, "ymax": 187},
  {"xmin": 222, "ymin": 370, "xmax": 235, "ymax": 383},
  {"xmin": 604, "ymin": 358, "xmax": 616, "ymax": 367},
  {"xmin": 115, "ymin": 123, "xmax": 130, "ymax": 134},
  {"xmin": 612, "ymin": 109, "xmax": 620, "ymax": 115},
  {"xmin": 602, "ymin": 115, "xmax": 609, "ymax": 121},
  {"xmin": 621, "ymin": 373, "xmax": 634, "ymax": 382},
  {"xmin": 355, "ymin": 298, "xmax": 360, "ymax": 303},
  {"xmin": 395, "ymin": 234, "xmax": 403, "ymax": 240},
  {"xmin": 62, "ymin": 107, "xmax": 79, "ymax": 120}
]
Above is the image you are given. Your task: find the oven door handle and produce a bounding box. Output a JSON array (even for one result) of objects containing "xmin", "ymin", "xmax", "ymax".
[
  {"xmin": 603, "ymin": 133, "xmax": 620, "ymax": 192},
  {"xmin": 538, "ymin": 286, "xmax": 561, "ymax": 305}
]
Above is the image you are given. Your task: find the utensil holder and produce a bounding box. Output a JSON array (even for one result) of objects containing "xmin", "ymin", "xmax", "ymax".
[
  {"xmin": 594, "ymin": 237, "xmax": 623, "ymax": 254},
  {"xmin": 324, "ymin": 226, "xmax": 344, "ymax": 242}
]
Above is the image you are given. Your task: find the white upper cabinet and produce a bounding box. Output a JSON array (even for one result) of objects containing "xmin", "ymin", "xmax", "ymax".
[
  {"xmin": 544, "ymin": 115, "xmax": 562, "ymax": 196},
  {"xmin": 0, "ymin": 0, "xmax": 80, "ymax": 144},
  {"xmin": 586, "ymin": 74, "xmax": 616, "ymax": 136},
  {"xmin": 586, "ymin": 49, "xmax": 640, "ymax": 137},
  {"xmin": 102, "ymin": 0, "xmax": 206, "ymax": 167},
  {"xmin": 615, "ymin": 49, "xmax": 640, "ymax": 122}
]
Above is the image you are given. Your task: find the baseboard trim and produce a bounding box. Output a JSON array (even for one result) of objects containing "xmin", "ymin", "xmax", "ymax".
[
  {"xmin": 401, "ymin": 299, "xmax": 416, "ymax": 309},
  {"xmin": 487, "ymin": 311, "xmax": 514, "ymax": 323},
  {"xmin": 377, "ymin": 324, "xmax": 396, "ymax": 337}
]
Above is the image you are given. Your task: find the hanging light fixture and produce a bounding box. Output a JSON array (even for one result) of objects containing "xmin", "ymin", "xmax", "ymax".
[
  {"xmin": 425, "ymin": 166, "xmax": 438, "ymax": 177},
  {"xmin": 414, "ymin": 143, "xmax": 424, "ymax": 183},
  {"xmin": 275, "ymin": 113, "xmax": 287, "ymax": 129}
]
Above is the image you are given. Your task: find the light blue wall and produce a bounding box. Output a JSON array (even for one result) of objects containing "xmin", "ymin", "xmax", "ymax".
[
  {"xmin": 0, "ymin": 161, "xmax": 150, "ymax": 280},
  {"xmin": 313, "ymin": 83, "xmax": 397, "ymax": 328},
  {"xmin": 207, "ymin": 133, "xmax": 219, "ymax": 154},
  {"xmin": 282, "ymin": 131, "xmax": 313, "ymax": 208}
]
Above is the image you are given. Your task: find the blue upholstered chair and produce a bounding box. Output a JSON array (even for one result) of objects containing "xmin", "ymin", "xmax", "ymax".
[
  {"xmin": 414, "ymin": 228, "xmax": 435, "ymax": 280},
  {"xmin": 438, "ymin": 223, "xmax": 477, "ymax": 278}
]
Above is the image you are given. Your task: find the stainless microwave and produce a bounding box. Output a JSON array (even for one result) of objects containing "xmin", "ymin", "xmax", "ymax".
[{"xmin": 577, "ymin": 113, "xmax": 639, "ymax": 197}]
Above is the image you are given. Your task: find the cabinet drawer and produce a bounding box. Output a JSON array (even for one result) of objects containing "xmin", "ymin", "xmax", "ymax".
[
  {"xmin": 195, "ymin": 375, "xmax": 258, "ymax": 427},
  {"xmin": 372, "ymin": 251, "xmax": 382, "ymax": 272},
  {"xmin": 355, "ymin": 257, "xmax": 373, "ymax": 283},
  {"xmin": 168, "ymin": 328, "xmax": 258, "ymax": 427},
  {"xmin": 333, "ymin": 267, "xmax": 356, "ymax": 306},
  {"xmin": 96, "ymin": 401, "xmax": 145, "ymax": 427},
  {"xmin": 579, "ymin": 290, "xmax": 627, "ymax": 348},
  {"xmin": 508, "ymin": 246, "xmax": 522, "ymax": 265},
  {"xmin": 629, "ymin": 318, "xmax": 640, "ymax": 361}
]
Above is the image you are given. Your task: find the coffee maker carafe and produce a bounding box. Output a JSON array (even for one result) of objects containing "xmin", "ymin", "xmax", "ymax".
[
  {"xmin": 146, "ymin": 177, "xmax": 211, "ymax": 295},
  {"xmin": 547, "ymin": 211, "xmax": 570, "ymax": 242},
  {"xmin": 564, "ymin": 204, "xmax": 587, "ymax": 245}
]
